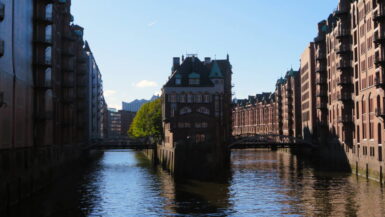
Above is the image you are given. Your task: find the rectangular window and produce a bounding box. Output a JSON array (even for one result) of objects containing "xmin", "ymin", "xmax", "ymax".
[
  {"xmin": 203, "ymin": 95, "xmax": 211, "ymax": 103},
  {"xmin": 187, "ymin": 95, "xmax": 193, "ymax": 103}
]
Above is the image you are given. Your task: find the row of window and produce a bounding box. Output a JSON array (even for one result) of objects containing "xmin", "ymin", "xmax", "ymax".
[
  {"xmin": 168, "ymin": 94, "xmax": 212, "ymax": 103},
  {"xmin": 180, "ymin": 106, "xmax": 210, "ymax": 115},
  {"xmin": 177, "ymin": 122, "xmax": 208, "ymax": 129}
]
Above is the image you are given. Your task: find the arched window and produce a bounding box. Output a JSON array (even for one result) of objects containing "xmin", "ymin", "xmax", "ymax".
[
  {"xmin": 180, "ymin": 107, "xmax": 192, "ymax": 115},
  {"xmin": 45, "ymin": 4, "xmax": 53, "ymax": 21},
  {"xmin": 45, "ymin": 47, "xmax": 52, "ymax": 64},
  {"xmin": 45, "ymin": 25, "xmax": 52, "ymax": 42},
  {"xmin": 197, "ymin": 107, "xmax": 210, "ymax": 115},
  {"xmin": 377, "ymin": 95, "xmax": 381, "ymax": 115}
]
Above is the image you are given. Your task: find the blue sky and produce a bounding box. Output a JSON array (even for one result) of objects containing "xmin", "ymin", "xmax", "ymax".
[{"xmin": 71, "ymin": 0, "xmax": 337, "ymax": 109}]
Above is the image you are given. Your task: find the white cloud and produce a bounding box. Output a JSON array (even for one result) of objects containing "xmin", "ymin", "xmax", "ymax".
[
  {"xmin": 134, "ymin": 80, "xmax": 158, "ymax": 88},
  {"xmin": 154, "ymin": 90, "xmax": 162, "ymax": 96},
  {"xmin": 104, "ymin": 90, "xmax": 117, "ymax": 97},
  {"xmin": 147, "ymin": 20, "xmax": 158, "ymax": 27}
]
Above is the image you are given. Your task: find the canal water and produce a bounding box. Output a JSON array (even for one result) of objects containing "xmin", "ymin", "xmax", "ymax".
[{"xmin": 8, "ymin": 150, "xmax": 385, "ymax": 217}]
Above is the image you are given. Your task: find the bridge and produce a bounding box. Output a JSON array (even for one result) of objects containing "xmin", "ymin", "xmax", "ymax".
[
  {"xmin": 230, "ymin": 134, "xmax": 316, "ymax": 149},
  {"xmin": 89, "ymin": 138, "xmax": 155, "ymax": 150}
]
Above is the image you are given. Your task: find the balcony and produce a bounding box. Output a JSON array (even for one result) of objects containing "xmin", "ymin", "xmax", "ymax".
[
  {"xmin": 62, "ymin": 47, "xmax": 75, "ymax": 57},
  {"xmin": 376, "ymin": 108, "xmax": 385, "ymax": 118},
  {"xmin": 316, "ymin": 102, "xmax": 327, "ymax": 110},
  {"xmin": 77, "ymin": 90, "xmax": 87, "ymax": 99},
  {"xmin": 337, "ymin": 115, "xmax": 352, "ymax": 124},
  {"xmin": 62, "ymin": 32, "xmax": 76, "ymax": 41},
  {"xmin": 62, "ymin": 77, "xmax": 75, "ymax": 88},
  {"xmin": 374, "ymin": 31, "xmax": 385, "ymax": 45},
  {"xmin": 337, "ymin": 76, "xmax": 352, "ymax": 86},
  {"xmin": 35, "ymin": 59, "xmax": 52, "ymax": 68},
  {"xmin": 77, "ymin": 64, "xmax": 88, "ymax": 74},
  {"xmin": 77, "ymin": 54, "xmax": 88, "ymax": 63},
  {"xmin": 35, "ymin": 14, "xmax": 53, "ymax": 25},
  {"xmin": 314, "ymin": 35, "xmax": 325, "ymax": 44},
  {"xmin": 335, "ymin": 7, "xmax": 349, "ymax": 18},
  {"xmin": 316, "ymin": 76, "xmax": 327, "ymax": 84},
  {"xmin": 285, "ymin": 89, "xmax": 292, "ymax": 95},
  {"xmin": 63, "ymin": 62, "xmax": 75, "ymax": 72},
  {"xmin": 316, "ymin": 52, "xmax": 326, "ymax": 61},
  {"xmin": 375, "ymin": 73, "xmax": 385, "ymax": 88},
  {"xmin": 336, "ymin": 28, "xmax": 350, "ymax": 39},
  {"xmin": 336, "ymin": 60, "xmax": 351, "ymax": 70},
  {"xmin": 335, "ymin": 44, "xmax": 351, "ymax": 54},
  {"xmin": 35, "ymin": 80, "xmax": 53, "ymax": 90},
  {"xmin": 337, "ymin": 93, "xmax": 352, "ymax": 101},
  {"xmin": 375, "ymin": 54, "xmax": 385, "ymax": 67},
  {"xmin": 373, "ymin": 9, "xmax": 385, "ymax": 22},
  {"xmin": 35, "ymin": 111, "xmax": 53, "ymax": 121},
  {"xmin": 316, "ymin": 91, "xmax": 327, "ymax": 97},
  {"xmin": 63, "ymin": 97, "xmax": 75, "ymax": 104},
  {"xmin": 316, "ymin": 65, "xmax": 327, "ymax": 73}
]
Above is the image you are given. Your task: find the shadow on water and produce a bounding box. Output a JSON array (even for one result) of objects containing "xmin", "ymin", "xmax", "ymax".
[{"xmin": 6, "ymin": 149, "xmax": 385, "ymax": 217}]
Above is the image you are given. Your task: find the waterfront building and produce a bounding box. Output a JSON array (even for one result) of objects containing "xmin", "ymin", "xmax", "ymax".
[
  {"xmin": 349, "ymin": 0, "xmax": 385, "ymax": 179},
  {"xmin": 160, "ymin": 55, "xmax": 232, "ymax": 177},
  {"xmin": 300, "ymin": 43, "xmax": 317, "ymax": 141},
  {"xmin": 233, "ymin": 0, "xmax": 385, "ymax": 182},
  {"xmin": 0, "ymin": 0, "xmax": 106, "ymax": 209},
  {"xmin": 314, "ymin": 19, "xmax": 332, "ymax": 141},
  {"xmin": 107, "ymin": 108, "xmax": 122, "ymax": 138},
  {"xmin": 276, "ymin": 69, "xmax": 302, "ymax": 138},
  {"xmin": 85, "ymin": 42, "xmax": 105, "ymax": 140},
  {"xmin": 232, "ymin": 93, "xmax": 277, "ymax": 136}
]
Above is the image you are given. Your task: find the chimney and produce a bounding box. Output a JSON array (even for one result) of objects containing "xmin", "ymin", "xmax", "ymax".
[
  {"xmin": 204, "ymin": 57, "xmax": 211, "ymax": 64},
  {"xmin": 172, "ymin": 57, "xmax": 180, "ymax": 73}
]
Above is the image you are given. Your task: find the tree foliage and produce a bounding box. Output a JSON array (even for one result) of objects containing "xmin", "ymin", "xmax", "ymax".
[{"xmin": 128, "ymin": 98, "xmax": 162, "ymax": 143}]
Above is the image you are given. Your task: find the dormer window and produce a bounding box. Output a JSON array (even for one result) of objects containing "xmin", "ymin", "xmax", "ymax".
[
  {"xmin": 188, "ymin": 72, "xmax": 200, "ymax": 85},
  {"xmin": 175, "ymin": 74, "xmax": 182, "ymax": 85}
]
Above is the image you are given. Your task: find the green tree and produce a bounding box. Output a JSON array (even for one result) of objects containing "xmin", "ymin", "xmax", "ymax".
[{"xmin": 128, "ymin": 98, "xmax": 163, "ymax": 143}]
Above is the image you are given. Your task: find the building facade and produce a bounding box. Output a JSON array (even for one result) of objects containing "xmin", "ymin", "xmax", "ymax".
[
  {"xmin": 0, "ymin": 0, "xmax": 106, "ymax": 210},
  {"xmin": 160, "ymin": 55, "xmax": 232, "ymax": 177},
  {"xmin": 232, "ymin": 93, "xmax": 277, "ymax": 136},
  {"xmin": 232, "ymin": 0, "xmax": 385, "ymax": 182},
  {"xmin": 300, "ymin": 43, "xmax": 317, "ymax": 141},
  {"xmin": 107, "ymin": 108, "xmax": 122, "ymax": 138},
  {"xmin": 119, "ymin": 110, "xmax": 136, "ymax": 137}
]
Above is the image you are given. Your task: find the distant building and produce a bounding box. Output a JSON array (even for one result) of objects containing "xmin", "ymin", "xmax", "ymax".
[
  {"xmin": 85, "ymin": 42, "xmax": 105, "ymax": 140},
  {"xmin": 119, "ymin": 110, "xmax": 136, "ymax": 137},
  {"xmin": 300, "ymin": 43, "xmax": 317, "ymax": 142},
  {"xmin": 107, "ymin": 108, "xmax": 121, "ymax": 138},
  {"xmin": 122, "ymin": 95, "xmax": 159, "ymax": 112}
]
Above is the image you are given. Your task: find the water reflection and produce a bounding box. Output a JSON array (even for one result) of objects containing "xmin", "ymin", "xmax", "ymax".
[{"xmin": 7, "ymin": 149, "xmax": 385, "ymax": 217}]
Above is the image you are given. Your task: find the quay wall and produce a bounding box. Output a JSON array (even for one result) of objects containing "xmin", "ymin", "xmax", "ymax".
[{"xmin": 0, "ymin": 145, "xmax": 93, "ymax": 215}]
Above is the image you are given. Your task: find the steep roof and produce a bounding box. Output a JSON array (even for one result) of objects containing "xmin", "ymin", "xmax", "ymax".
[
  {"xmin": 209, "ymin": 61, "xmax": 223, "ymax": 78},
  {"xmin": 164, "ymin": 56, "xmax": 230, "ymax": 88}
]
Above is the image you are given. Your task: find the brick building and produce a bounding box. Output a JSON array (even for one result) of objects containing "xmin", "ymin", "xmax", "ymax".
[
  {"xmin": 232, "ymin": 93, "xmax": 277, "ymax": 136},
  {"xmin": 300, "ymin": 43, "xmax": 317, "ymax": 141},
  {"xmin": 159, "ymin": 55, "xmax": 232, "ymax": 177},
  {"xmin": 232, "ymin": 0, "xmax": 385, "ymax": 182},
  {"xmin": 0, "ymin": 0, "xmax": 106, "ymax": 208}
]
